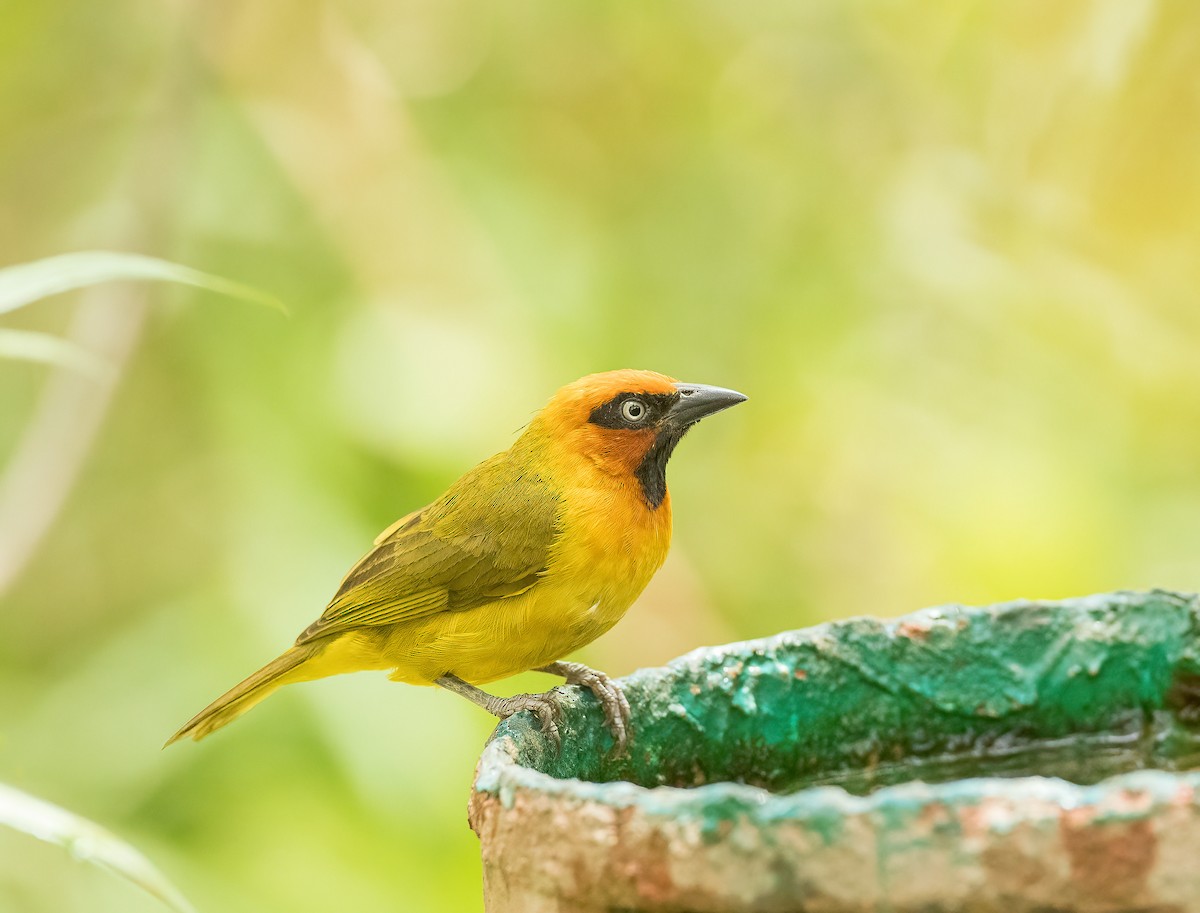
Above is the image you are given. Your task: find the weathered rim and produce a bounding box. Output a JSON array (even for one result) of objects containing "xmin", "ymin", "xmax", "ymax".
[
  {"xmin": 475, "ymin": 725, "xmax": 1200, "ymax": 829},
  {"xmin": 471, "ymin": 591, "xmax": 1200, "ymax": 911}
]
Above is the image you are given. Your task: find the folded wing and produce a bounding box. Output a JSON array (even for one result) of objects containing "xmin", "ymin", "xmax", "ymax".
[{"xmin": 296, "ymin": 454, "xmax": 560, "ymax": 645}]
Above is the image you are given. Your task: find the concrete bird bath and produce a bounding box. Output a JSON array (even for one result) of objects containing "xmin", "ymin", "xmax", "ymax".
[{"xmin": 470, "ymin": 590, "xmax": 1200, "ymax": 912}]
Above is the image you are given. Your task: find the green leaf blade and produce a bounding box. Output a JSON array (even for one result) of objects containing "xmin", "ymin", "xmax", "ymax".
[
  {"xmin": 0, "ymin": 328, "xmax": 115, "ymax": 377},
  {"xmin": 0, "ymin": 782, "xmax": 197, "ymax": 913},
  {"xmin": 0, "ymin": 251, "xmax": 286, "ymax": 316}
]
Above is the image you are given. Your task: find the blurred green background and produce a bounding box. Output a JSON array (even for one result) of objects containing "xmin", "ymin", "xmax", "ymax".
[{"xmin": 2, "ymin": 1, "xmax": 1200, "ymax": 910}]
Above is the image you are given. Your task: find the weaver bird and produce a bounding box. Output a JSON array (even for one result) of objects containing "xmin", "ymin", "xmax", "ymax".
[{"xmin": 168, "ymin": 369, "xmax": 745, "ymax": 753}]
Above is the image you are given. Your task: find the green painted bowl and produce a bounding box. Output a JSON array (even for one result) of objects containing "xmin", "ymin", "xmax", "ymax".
[{"xmin": 470, "ymin": 591, "xmax": 1200, "ymax": 912}]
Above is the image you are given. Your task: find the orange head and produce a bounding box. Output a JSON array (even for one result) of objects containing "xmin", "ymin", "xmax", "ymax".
[{"xmin": 525, "ymin": 369, "xmax": 746, "ymax": 508}]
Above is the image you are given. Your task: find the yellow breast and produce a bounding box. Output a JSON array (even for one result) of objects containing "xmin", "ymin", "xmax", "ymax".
[{"xmin": 377, "ymin": 474, "xmax": 672, "ymax": 686}]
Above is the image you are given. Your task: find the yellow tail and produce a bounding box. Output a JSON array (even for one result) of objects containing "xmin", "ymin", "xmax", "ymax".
[{"xmin": 165, "ymin": 643, "xmax": 324, "ymax": 746}]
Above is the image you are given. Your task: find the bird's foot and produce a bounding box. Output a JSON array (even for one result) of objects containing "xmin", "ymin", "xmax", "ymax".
[
  {"xmin": 484, "ymin": 691, "xmax": 565, "ymax": 751},
  {"xmin": 539, "ymin": 661, "xmax": 631, "ymax": 758},
  {"xmin": 434, "ymin": 674, "xmax": 566, "ymax": 751}
]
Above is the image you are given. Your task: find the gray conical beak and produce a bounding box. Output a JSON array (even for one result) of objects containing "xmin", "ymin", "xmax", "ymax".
[{"xmin": 668, "ymin": 382, "xmax": 747, "ymax": 426}]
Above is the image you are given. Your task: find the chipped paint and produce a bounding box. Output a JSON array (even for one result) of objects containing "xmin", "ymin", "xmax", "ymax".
[{"xmin": 472, "ymin": 590, "xmax": 1200, "ymax": 911}]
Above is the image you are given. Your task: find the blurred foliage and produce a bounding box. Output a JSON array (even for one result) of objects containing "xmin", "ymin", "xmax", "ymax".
[
  {"xmin": 0, "ymin": 252, "xmax": 284, "ymax": 317},
  {"xmin": 2, "ymin": 1, "xmax": 1200, "ymax": 911},
  {"xmin": 0, "ymin": 251, "xmax": 282, "ymax": 379},
  {"xmin": 0, "ymin": 782, "xmax": 195, "ymax": 913}
]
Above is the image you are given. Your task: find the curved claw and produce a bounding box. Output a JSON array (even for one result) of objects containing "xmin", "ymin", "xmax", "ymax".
[
  {"xmin": 493, "ymin": 691, "xmax": 564, "ymax": 751},
  {"xmin": 435, "ymin": 674, "xmax": 566, "ymax": 751},
  {"xmin": 548, "ymin": 662, "xmax": 632, "ymax": 758}
]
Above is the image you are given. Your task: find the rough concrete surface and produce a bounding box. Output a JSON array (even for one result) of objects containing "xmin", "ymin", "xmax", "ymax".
[{"xmin": 472, "ymin": 591, "xmax": 1200, "ymax": 912}]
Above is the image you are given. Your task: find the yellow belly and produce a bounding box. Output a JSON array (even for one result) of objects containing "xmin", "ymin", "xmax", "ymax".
[
  {"xmin": 368, "ymin": 581, "xmax": 619, "ymax": 685},
  {"xmin": 359, "ymin": 487, "xmax": 673, "ymax": 685}
]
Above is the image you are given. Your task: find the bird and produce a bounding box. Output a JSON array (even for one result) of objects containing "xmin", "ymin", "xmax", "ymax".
[{"xmin": 167, "ymin": 369, "xmax": 746, "ymax": 754}]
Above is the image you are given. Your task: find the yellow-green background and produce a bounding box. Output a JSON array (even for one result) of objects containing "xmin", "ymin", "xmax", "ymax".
[{"xmin": 2, "ymin": 2, "xmax": 1200, "ymax": 911}]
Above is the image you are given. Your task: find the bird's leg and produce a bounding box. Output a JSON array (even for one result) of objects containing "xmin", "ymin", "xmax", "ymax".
[
  {"xmin": 435, "ymin": 674, "xmax": 564, "ymax": 750},
  {"xmin": 536, "ymin": 661, "xmax": 631, "ymax": 757}
]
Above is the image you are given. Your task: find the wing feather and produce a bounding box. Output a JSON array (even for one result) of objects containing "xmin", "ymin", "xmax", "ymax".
[{"xmin": 296, "ymin": 454, "xmax": 559, "ymax": 645}]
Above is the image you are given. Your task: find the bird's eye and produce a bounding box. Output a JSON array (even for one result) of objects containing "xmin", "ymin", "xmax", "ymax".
[{"xmin": 621, "ymin": 399, "xmax": 647, "ymax": 423}]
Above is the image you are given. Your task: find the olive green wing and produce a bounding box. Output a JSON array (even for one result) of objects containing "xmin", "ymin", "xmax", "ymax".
[{"xmin": 295, "ymin": 455, "xmax": 560, "ymax": 645}]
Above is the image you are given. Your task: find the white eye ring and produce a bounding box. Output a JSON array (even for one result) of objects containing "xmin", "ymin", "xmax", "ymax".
[{"xmin": 621, "ymin": 399, "xmax": 647, "ymax": 423}]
